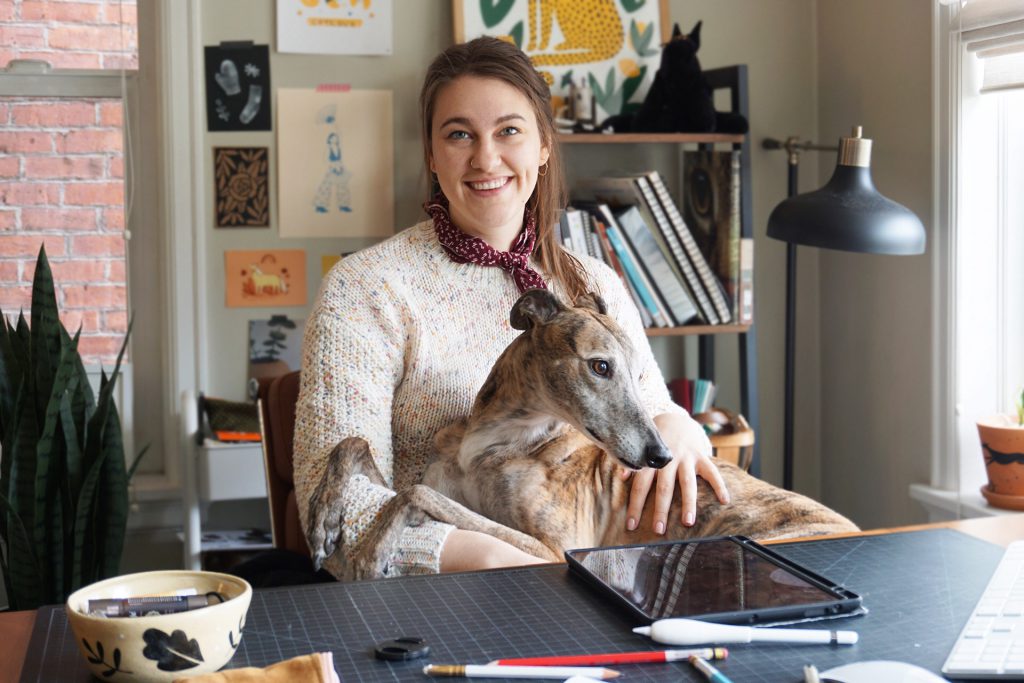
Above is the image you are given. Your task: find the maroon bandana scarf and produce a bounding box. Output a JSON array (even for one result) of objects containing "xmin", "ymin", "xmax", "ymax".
[{"xmin": 424, "ymin": 195, "xmax": 547, "ymax": 292}]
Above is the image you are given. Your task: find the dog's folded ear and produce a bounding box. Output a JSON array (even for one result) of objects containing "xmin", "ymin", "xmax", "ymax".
[
  {"xmin": 573, "ymin": 292, "xmax": 608, "ymax": 316},
  {"xmin": 510, "ymin": 288, "xmax": 565, "ymax": 330}
]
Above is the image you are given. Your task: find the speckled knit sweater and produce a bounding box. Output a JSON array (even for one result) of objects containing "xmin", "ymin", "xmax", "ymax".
[{"xmin": 293, "ymin": 219, "xmax": 686, "ymax": 579}]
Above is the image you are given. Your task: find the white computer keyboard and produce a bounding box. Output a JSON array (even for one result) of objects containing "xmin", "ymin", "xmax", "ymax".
[{"xmin": 943, "ymin": 540, "xmax": 1024, "ymax": 678}]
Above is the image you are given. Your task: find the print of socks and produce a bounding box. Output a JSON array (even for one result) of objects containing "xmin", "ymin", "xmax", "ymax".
[
  {"xmin": 239, "ymin": 85, "xmax": 263, "ymax": 124},
  {"xmin": 215, "ymin": 59, "xmax": 241, "ymax": 96}
]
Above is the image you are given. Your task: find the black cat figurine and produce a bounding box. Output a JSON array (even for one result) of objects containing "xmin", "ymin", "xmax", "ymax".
[{"xmin": 600, "ymin": 21, "xmax": 748, "ymax": 135}]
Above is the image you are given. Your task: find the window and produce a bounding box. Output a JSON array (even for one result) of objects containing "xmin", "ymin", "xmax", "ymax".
[{"xmin": 930, "ymin": 0, "xmax": 1024, "ymax": 514}]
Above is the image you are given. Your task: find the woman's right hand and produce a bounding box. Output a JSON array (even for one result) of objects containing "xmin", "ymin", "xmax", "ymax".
[{"xmin": 439, "ymin": 529, "xmax": 548, "ymax": 572}]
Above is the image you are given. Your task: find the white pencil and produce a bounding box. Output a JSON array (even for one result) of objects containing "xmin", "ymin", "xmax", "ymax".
[
  {"xmin": 423, "ymin": 664, "xmax": 621, "ymax": 679},
  {"xmin": 633, "ymin": 618, "xmax": 858, "ymax": 646}
]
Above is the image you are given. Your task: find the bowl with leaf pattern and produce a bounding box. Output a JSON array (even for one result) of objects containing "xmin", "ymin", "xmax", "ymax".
[{"xmin": 65, "ymin": 570, "xmax": 252, "ymax": 682}]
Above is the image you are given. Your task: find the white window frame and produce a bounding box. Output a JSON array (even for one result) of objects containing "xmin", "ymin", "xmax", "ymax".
[{"xmin": 0, "ymin": 1, "xmax": 207, "ymax": 511}]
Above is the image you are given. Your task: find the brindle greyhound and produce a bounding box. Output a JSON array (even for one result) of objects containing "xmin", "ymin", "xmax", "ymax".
[{"xmin": 306, "ymin": 289, "xmax": 857, "ymax": 580}]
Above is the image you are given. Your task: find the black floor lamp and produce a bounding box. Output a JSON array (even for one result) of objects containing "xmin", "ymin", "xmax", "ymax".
[{"xmin": 763, "ymin": 127, "xmax": 926, "ymax": 491}]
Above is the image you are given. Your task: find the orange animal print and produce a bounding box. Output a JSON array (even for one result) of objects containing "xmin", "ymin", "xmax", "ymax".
[
  {"xmin": 525, "ymin": 0, "xmax": 623, "ymax": 68},
  {"xmin": 243, "ymin": 264, "xmax": 289, "ymax": 296}
]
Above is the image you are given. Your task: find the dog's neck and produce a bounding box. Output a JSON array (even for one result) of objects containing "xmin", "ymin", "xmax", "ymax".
[{"xmin": 457, "ymin": 341, "xmax": 569, "ymax": 471}]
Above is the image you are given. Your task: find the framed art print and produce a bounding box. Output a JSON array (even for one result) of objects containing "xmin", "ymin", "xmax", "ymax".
[
  {"xmin": 214, "ymin": 147, "xmax": 270, "ymax": 228},
  {"xmin": 453, "ymin": 0, "xmax": 669, "ymax": 120}
]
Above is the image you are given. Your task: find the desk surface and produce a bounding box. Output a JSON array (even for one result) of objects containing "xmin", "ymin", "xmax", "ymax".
[{"xmin": 3, "ymin": 514, "xmax": 1022, "ymax": 683}]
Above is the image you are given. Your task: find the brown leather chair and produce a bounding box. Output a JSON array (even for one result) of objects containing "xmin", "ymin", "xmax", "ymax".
[{"xmin": 256, "ymin": 371, "xmax": 308, "ymax": 558}]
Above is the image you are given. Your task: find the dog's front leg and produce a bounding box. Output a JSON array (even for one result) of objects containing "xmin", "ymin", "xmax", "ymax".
[{"xmin": 306, "ymin": 436, "xmax": 388, "ymax": 572}]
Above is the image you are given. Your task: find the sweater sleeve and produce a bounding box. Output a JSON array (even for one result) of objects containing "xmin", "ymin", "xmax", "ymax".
[
  {"xmin": 292, "ymin": 263, "xmax": 454, "ymax": 579},
  {"xmin": 582, "ymin": 258, "xmax": 687, "ymax": 419}
]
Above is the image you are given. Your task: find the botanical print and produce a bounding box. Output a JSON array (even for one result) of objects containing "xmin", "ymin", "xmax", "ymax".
[
  {"xmin": 248, "ymin": 314, "xmax": 304, "ymax": 385},
  {"xmin": 224, "ymin": 249, "xmax": 307, "ymax": 308},
  {"xmin": 454, "ymin": 0, "xmax": 667, "ymax": 121},
  {"xmin": 214, "ymin": 147, "xmax": 270, "ymax": 228},
  {"xmin": 277, "ymin": 89, "xmax": 393, "ymax": 238},
  {"xmin": 277, "ymin": 0, "xmax": 393, "ymax": 55}
]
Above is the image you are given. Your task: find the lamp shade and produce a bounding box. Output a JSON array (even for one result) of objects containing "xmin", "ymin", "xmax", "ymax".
[{"xmin": 766, "ymin": 128, "xmax": 926, "ymax": 255}]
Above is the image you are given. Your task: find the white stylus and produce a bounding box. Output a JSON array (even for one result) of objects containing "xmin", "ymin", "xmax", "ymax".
[{"xmin": 633, "ymin": 618, "xmax": 858, "ymax": 646}]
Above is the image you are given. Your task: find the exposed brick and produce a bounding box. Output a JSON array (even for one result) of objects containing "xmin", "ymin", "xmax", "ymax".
[
  {"xmin": 0, "ymin": 261, "xmax": 20, "ymax": 283},
  {"xmin": 48, "ymin": 25, "xmax": 128, "ymax": 52},
  {"xmin": 0, "ymin": 234, "xmax": 66, "ymax": 258},
  {"xmin": 98, "ymin": 101, "xmax": 122, "ymax": 126},
  {"xmin": 0, "ymin": 2, "xmax": 15, "ymax": 22},
  {"xmin": 59, "ymin": 309, "xmax": 100, "ymax": 334},
  {"xmin": 0, "ymin": 102, "xmax": 9, "ymax": 123},
  {"xmin": 69, "ymin": 234, "xmax": 124, "ymax": 257},
  {"xmin": 0, "ymin": 156, "xmax": 20, "ymax": 178},
  {"xmin": 0, "ymin": 50, "xmax": 14, "ymax": 69},
  {"xmin": 63, "ymin": 283, "xmax": 125, "ymax": 308},
  {"xmin": 0, "ymin": 285, "xmax": 33, "ymax": 311},
  {"xmin": 0, "ymin": 209, "xmax": 17, "ymax": 230},
  {"xmin": 102, "ymin": 207, "xmax": 123, "ymax": 230},
  {"xmin": 101, "ymin": 309, "xmax": 127, "ymax": 333},
  {"xmin": 64, "ymin": 181, "xmax": 124, "ymax": 206},
  {"xmin": 24, "ymin": 156, "xmax": 104, "ymax": 180},
  {"xmin": 0, "ymin": 25, "xmax": 45, "ymax": 49},
  {"xmin": 12, "ymin": 102, "xmax": 96, "ymax": 127},
  {"xmin": 0, "ymin": 131, "xmax": 53, "ymax": 154},
  {"xmin": 20, "ymin": 1, "xmax": 103, "ymax": 23},
  {"xmin": 16, "ymin": 50, "xmax": 101, "ymax": 69},
  {"xmin": 21, "ymin": 207, "xmax": 95, "ymax": 231},
  {"xmin": 103, "ymin": 2, "xmax": 137, "ymax": 25},
  {"xmin": 0, "ymin": 182, "xmax": 60, "ymax": 205},
  {"xmin": 107, "ymin": 258, "xmax": 124, "ymax": 281},
  {"xmin": 108, "ymin": 156, "xmax": 123, "ymax": 178},
  {"xmin": 57, "ymin": 129, "xmax": 122, "ymax": 154},
  {"xmin": 48, "ymin": 259, "xmax": 107, "ymax": 283},
  {"xmin": 76, "ymin": 334, "xmax": 125, "ymax": 363},
  {"xmin": 100, "ymin": 53, "xmax": 137, "ymax": 70}
]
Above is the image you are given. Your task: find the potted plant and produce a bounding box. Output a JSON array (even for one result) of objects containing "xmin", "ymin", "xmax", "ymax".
[
  {"xmin": 0, "ymin": 245, "xmax": 143, "ymax": 611},
  {"xmin": 978, "ymin": 389, "xmax": 1024, "ymax": 510}
]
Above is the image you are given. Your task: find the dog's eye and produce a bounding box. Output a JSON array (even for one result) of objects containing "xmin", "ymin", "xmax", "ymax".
[{"xmin": 589, "ymin": 359, "xmax": 610, "ymax": 377}]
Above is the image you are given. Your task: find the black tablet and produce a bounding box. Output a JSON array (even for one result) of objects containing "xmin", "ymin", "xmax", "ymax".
[{"xmin": 565, "ymin": 535, "xmax": 863, "ymax": 625}]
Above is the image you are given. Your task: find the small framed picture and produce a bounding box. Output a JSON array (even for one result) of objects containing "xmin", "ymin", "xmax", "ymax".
[
  {"xmin": 452, "ymin": 0, "xmax": 669, "ymax": 121},
  {"xmin": 213, "ymin": 147, "xmax": 270, "ymax": 228}
]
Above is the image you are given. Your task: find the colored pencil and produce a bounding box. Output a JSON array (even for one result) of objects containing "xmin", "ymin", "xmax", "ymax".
[
  {"xmin": 423, "ymin": 664, "xmax": 620, "ymax": 680},
  {"xmin": 488, "ymin": 647, "xmax": 728, "ymax": 666},
  {"xmin": 689, "ymin": 655, "xmax": 735, "ymax": 683}
]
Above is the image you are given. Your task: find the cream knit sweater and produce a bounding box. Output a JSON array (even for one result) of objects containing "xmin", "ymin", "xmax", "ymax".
[{"xmin": 293, "ymin": 220, "xmax": 685, "ymax": 579}]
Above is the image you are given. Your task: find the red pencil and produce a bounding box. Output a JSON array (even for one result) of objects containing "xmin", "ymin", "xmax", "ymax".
[{"xmin": 489, "ymin": 648, "xmax": 728, "ymax": 666}]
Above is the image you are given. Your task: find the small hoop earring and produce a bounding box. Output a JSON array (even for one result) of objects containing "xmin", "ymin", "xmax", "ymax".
[{"xmin": 538, "ymin": 162, "xmax": 548, "ymax": 177}]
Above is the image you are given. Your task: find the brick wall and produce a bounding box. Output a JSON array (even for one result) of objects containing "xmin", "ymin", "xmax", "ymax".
[{"xmin": 0, "ymin": 0, "xmax": 137, "ymax": 365}]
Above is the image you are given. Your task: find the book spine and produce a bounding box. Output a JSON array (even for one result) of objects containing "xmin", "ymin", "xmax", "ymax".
[
  {"xmin": 593, "ymin": 216, "xmax": 652, "ymax": 327},
  {"xmin": 615, "ymin": 206, "xmax": 697, "ymax": 326},
  {"xmin": 636, "ymin": 175, "xmax": 718, "ymax": 324},
  {"xmin": 566, "ymin": 208, "xmax": 589, "ymax": 257},
  {"xmin": 605, "ymin": 224, "xmax": 669, "ymax": 327},
  {"xmin": 739, "ymin": 236, "xmax": 754, "ymax": 325},
  {"xmin": 727, "ymin": 151, "xmax": 742, "ymax": 322},
  {"xmin": 648, "ymin": 170, "xmax": 732, "ymax": 323}
]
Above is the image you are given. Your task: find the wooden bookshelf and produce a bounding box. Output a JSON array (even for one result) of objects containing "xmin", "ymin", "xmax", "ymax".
[
  {"xmin": 645, "ymin": 324, "xmax": 751, "ymax": 337},
  {"xmin": 558, "ymin": 132, "xmax": 744, "ymax": 145}
]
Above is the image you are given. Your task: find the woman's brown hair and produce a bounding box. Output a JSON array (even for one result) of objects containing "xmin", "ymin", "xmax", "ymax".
[{"xmin": 419, "ymin": 36, "xmax": 588, "ymax": 301}]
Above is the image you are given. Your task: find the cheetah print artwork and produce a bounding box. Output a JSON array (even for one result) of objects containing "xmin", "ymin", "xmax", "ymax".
[{"xmin": 456, "ymin": 0, "xmax": 667, "ymax": 120}]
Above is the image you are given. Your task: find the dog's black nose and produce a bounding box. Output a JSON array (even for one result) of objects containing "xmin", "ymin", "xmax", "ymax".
[{"xmin": 644, "ymin": 443, "xmax": 673, "ymax": 469}]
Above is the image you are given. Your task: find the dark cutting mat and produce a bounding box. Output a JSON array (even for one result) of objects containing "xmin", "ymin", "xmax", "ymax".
[{"xmin": 18, "ymin": 528, "xmax": 1004, "ymax": 682}]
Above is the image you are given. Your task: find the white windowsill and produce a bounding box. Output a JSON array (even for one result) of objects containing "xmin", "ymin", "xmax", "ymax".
[{"xmin": 910, "ymin": 483, "xmax": 1024, "ymax": 521}]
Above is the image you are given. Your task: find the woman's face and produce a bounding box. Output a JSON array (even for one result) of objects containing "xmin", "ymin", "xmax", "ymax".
[{"xmin": 430, "ymin": 75, "xmax": 550, "ymax": 250}]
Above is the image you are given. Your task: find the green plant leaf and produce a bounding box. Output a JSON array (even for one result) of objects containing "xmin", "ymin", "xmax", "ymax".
[
  {"xmin": 508, "ymin": 20, "xmax": 524, "ymax": 49},
  {"xmin": 61, "ymin": 389, "xmax": 83, "ymax": 501},
  {"xmin": 0, "ymin": 490, "xmax": 41, "ymax": 611},
  {"xmin": 479, "ymin": 0, "xmax": 514, "ymax": 28},
  {"xmin": 620, "ymin": 0, "xmax": 646, "ymax": 12},
  {"xmin": 630, "ymin": 19, "xmax": 657, "ymax": 57},
  {"xmin": 71, "ymin": 447, "xmax": 106, "ymax": 592},
  {"xmin": 560, "ymin": 71, "xmax": 575, "ymax": 89},
  {"xmin": 0, "ymin": 312, "xmax": 20, "ymax": 447},
  {"xmin": 128, "ymin": 444, "xmax": 151, "ymax": 480},
  {"xmin": 30, "ymin": 245, "xmax": 61, "ymax": 425},
  {"xmin": 621, "ymin": 64, "xmax": 648, "ymax": 105},
  {"xmin": 97, "ymin": 403, "xmax": 127, "ymax": 579}
]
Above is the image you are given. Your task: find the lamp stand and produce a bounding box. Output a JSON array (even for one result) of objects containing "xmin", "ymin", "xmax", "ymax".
[{"xmin": 763, "ymin": 136, "xmax": 839, "ymax": 491}]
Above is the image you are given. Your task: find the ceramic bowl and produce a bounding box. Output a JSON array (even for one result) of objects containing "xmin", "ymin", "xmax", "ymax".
[{"xmin": 65, "ymin": 570, "xmax": 252, "ymax": 683}]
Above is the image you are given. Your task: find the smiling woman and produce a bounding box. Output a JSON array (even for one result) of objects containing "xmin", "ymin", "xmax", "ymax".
[{"xmin": 292, "ymin": 36, "xmax": 726, "ymax": 582}]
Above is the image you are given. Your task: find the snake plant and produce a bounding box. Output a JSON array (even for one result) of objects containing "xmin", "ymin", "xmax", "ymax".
[{"xmin": 0, "ymin": 245, "xmax": 142, "ymax": 610}]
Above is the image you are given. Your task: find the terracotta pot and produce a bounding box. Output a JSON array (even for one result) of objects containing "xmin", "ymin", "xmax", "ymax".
[{"xmin": 978, "ymin": 414, "xmax": 1024, "ymax": 509}]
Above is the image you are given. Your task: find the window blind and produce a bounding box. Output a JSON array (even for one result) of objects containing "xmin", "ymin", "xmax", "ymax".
[{"xmin": 955, "ymin": 0, "xmax": 1024, "ymax": 92}]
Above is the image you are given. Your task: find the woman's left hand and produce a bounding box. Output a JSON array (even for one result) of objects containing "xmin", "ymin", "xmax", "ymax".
[{"xmin": 621, "ymin": 413, "xmax": 730, "ymax": 534}]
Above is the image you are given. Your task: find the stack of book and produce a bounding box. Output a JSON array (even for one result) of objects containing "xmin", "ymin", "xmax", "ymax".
[
  {"xmin": 561, "ymin": 155, "xmax": 753, "ymax": 328},
  {"xmin": 667, "ymin": 377, "xmax": 717, "ymax": 415}
]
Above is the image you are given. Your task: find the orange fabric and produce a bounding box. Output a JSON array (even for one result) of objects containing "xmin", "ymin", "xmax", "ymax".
[{"xmin": 173, "ymin": 652, "xmax": 338, "ymax": 683}]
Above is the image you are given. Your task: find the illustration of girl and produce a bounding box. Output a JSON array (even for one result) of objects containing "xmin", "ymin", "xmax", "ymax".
[{"xmin": 313, "ymin": 132, "xmax": 352, "ymax": 213}]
